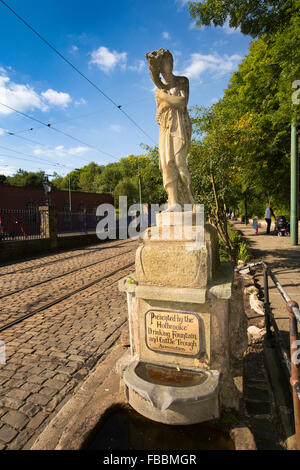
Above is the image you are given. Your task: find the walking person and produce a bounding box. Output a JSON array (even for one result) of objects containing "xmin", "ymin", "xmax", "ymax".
[
  {"xmin": 265, "ymin": 203, "xmax": 276, "ymax": 234},
  {"xmin": 253, "ymin": 216, "xmax": 259, "ymax": 235}
]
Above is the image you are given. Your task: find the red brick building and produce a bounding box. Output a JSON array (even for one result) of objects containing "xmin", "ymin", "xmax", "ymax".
[{"xmin": 0, "ymin": 185, "xmax": 114, "ymax": 213}]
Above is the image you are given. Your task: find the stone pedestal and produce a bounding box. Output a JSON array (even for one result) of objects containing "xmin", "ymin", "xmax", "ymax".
[
  {"xmin": 39, "ymin": 206, "xmax": 58, "ymax": 249},
  {"xmin": 118, "ymin": 212, "xmax": 247, "ymax": 423}
]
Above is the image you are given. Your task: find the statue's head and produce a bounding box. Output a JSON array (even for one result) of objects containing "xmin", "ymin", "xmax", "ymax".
[{"xmin": 145, "ymin": 49, "xmax": 173, "ymax": 88}]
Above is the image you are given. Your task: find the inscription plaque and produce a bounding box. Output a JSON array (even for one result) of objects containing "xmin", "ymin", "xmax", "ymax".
[{"xmin": 145, "ymin": 309, "xmax": 201, "ymax": 357}]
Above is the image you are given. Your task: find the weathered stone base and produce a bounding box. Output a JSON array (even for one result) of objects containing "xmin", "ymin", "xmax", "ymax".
[
  {"xmin": 119, "ymin": 220, "xmax": 248, "ymax": 422},
  {"xmin": 31, "ymin": 338, "xmax": 256, "ymax": 450},
  {"xmin": 122, "ymin": 358, "xmax": 219, "ymax": 425}
]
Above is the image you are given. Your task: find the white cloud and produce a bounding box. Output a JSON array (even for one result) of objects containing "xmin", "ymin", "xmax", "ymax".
[
  {"xmin": 68, "ymin": 146, "xmax": 89, "ymax": 155},
  {"xmin": 41, "ymin": 89, "xmax": 71, "ymax": 108},
  {"xmin": 173, "ymin": 50, "xmax": 182, "ymax": 58},
  {"xmin": 33, "ymin": 145, "xmax": 89, "ymax": 158},
  {"xmin": 183, "ymin": 52, "xmax": 242, "ymax": 80},
  {"xmin": 70, "ymin": 45, "xmax": 79, "ymax": 53},
  {"xmin": 0, "ymin": 68, "xmax": 72, "ymax": 115},
  {"xmin": 128, "ymin": 60, "xmax": 145, "ymax": 73},
  {"xmin": 0, "ymin": 128, "xmax": 6, "ymax": 135},
  {"xmin": 0, "ymin": 164, "xmax": 15, "ymax": 176},
  {"xmin": 189, "ymin": 21, "xmax": 205, "ymax": 31},
  {"xmin": 162, "ymin": 32, "xmax": 170, "ymax": 40},
  {"xmin": 109, "ymin": 124, "xmax": 122, "ymax": 133},
  {"xmin": 74, "ymin": 97, "xmax": 87, "ymax": 105},
  {"xmin": 175, "ymin": 0, "xmax": 190, "ymax": 7},
  {"xmin": 0, "ymin": 71, "xmax": 47, "ymax": 115},
  {"xmin": 213, "ymin": 39, "xmax": 228, "ymax": 48},
  {"xmin": 90, "ymin": 46, "xmax": 127, "ymax": 72},
  {"xmin": 220, "ymin": 19, "xmax": 241, "ymax": 35}
]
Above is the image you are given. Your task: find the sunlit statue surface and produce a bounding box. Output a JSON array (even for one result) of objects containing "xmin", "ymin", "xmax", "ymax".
[{"xmin": 146, "ymin": 49, "xmax": 195, "ymax": 211}]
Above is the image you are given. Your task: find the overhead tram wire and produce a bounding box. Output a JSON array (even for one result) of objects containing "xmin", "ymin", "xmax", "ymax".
[
  {"xmin": 0, "ymin": 0, "xmax": 156, "ymax": 146},
  {"xmin": 11, "ymin": 98, "xmax": 153, "ymax": 135},
  {"xmin": 4, "ymin": 131, "xmax": 53, "ymax": 147},
  {"xmin": 1, "ymin": 129, "xmax": 109, "ymax": 167},
  {"xmin": 11, "ymin": 108, "xmax": 112, "ymax": 135},
  {"xmin": 0, "ymin": 102, "xmax": 120, "ymax": 161},
  {"xmin": 11, "ymin": 72, "xmax": 244, "ymax": 135},
  {"xmin": 0, "ymin": 145, "xmax": 77, "ymax": 170},
  {"xmin": 0, "ymin": 153, "xmax": 68, "ymax": 169}
]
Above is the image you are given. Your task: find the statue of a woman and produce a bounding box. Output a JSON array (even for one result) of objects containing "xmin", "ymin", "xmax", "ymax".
[{"xmin": 146, "ymin": 49, "xmax": 195, "ymax": 211}]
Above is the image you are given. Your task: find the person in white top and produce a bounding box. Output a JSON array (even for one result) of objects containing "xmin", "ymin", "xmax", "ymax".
[{"xmin": 265, "ymin": 203, "xmax": 276, "ymax": 234}]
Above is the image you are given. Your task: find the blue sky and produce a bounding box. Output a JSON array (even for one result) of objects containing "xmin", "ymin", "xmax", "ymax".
[{"xmin": 0, "ymin": 0, "xmax": 251, "ymax": 178}]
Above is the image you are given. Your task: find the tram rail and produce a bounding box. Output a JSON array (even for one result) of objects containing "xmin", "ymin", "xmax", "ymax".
[
  {"xmin": 0, "ymin": 246, "xmax": 136, "ymax": 299},
  {"xmin": 0, "ymin": 260, "xmax": 135, "ymax": 332},
  {"xmin": 0, "ymin": 239, "xmax": 136, "ymax": 277}
]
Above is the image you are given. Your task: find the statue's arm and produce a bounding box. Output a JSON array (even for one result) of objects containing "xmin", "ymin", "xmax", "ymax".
[{"xmin": 156, "ymin": 77, "xmax": 189, "ymax": 107}]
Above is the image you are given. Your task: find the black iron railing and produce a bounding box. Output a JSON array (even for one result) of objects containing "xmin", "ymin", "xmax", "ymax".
[
  {"xmin": 236, "ymin": 261, "xmax": 300, "ymax": 449},
  {"xmin": 0, "ymin": 208, "xmax": 46, "ymax": 240},
  {"xmin": 57, "ymin": 212, "xmax": 98, "ymax": 234},
  {"xmin": 57, "ymin": 212, "xmax": 140, "ymax": 235}
]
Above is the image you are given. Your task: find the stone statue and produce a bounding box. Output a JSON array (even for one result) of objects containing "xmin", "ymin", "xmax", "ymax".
[{"xmin": 146, "ymin": 49, "xmax": 195, "ymax": 211}]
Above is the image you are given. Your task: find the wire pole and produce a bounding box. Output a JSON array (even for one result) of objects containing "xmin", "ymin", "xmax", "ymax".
[
  {"xmin": 138, "ymin": 163, "xmax": 143, "ymax": 215},
  {"xmin": 291, "ymin": 120, "xmax": 299, "ymax": 245},
  {"xmin": 136, "ymin": 159, "xmax": 144, "ymax": 219}
]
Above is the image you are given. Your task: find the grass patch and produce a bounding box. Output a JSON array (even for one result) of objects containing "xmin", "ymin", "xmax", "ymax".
[{"xmin": 219, "ymin": 225, "xmax": 252, "ymax": 264}]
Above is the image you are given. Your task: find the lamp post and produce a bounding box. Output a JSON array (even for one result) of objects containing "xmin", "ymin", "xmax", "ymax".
[{"xmin": 43, "ymin": 177, "xmax": 52, "ymax": 207}]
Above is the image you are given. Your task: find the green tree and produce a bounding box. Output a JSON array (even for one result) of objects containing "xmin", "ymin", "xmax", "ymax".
[
  {"xmin": 188, "ymin": 0, "xmax": 299, "ymax": 222},
  {"xmin": 189, "ymin": 0, "xmax": 297, "ymax": 37},
  {"xmin": 137, "ymin": 146, "xmax": 166, "ymax": 205},
  {"xmin": 93, "ymin": 163, "xmax": 123, "ymax": 193},
  {"xmin": 0, "ymin": 174, "xmax": 7, "ymax": 185},
  {"xmin": 189, "ymin": 106, "xmax": 246, "ymax": 260},
  {"xmin": 78, "ymin": 162, "xmax": 103, "ymax": 192},
  {"xmin": 7, "ymin": 169, "xmax": 45, "ymax": 188},
  {"xmin": 113, "ymin": 177, "xmax": 139, "ymax": 208}
]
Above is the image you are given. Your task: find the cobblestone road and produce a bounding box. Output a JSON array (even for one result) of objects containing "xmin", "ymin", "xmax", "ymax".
[{"xmin": 0, "ymin": 239, "xmax": 138, "ymax": 449}]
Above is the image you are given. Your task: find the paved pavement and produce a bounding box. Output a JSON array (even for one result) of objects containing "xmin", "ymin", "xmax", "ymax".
[
  {"xmin": 0, "ymin": 238, "xmax": 138, "ymax": 449},
  {"xmin": 233, "ymin": 221, "xmax": 300, "ymax": 348}
]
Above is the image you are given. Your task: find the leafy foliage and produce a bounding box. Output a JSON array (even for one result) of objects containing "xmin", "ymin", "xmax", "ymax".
[
  {"xmin": 189, "ymin": 0, "xmax": 297, "ymax": 37},
  {"xmin": 188, "ymin": 0, "xmax": 299, "ymax": 244},
  {"xmin": 2, "ymin": 169, "xmax": 46, "ymax": 188}
]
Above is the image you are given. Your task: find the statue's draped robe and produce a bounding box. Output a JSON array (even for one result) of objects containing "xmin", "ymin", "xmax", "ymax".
[{"xmin": 155, "ymin": 84, "xmax": 192, "ymax": 199}]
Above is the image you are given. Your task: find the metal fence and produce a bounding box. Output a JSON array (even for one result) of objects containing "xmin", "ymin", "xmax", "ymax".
[
  {"xmin": 57, "ymin": 212, "xmax": 104, "ymax": 234},
  {"xmin": 236, "ymin": 261, "xmax": 300, "ymax": 449},
  {"xmin": 0, "ymin": 209, "xmax": 154, "ymax": 240},
  {"xmin": 0, "ymin": 209, "xmax": 45, "ymax": 241},
  {"xmin": 57, "ymin": 212, "xmax": 140, "ymax": 235}
]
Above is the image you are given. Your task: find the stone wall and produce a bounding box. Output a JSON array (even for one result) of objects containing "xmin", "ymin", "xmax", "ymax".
[
  {"xmin": 0, "ymin": 238, "xmax": 52, "ymax": 263},
  {"xmin": 0, "ymin": 233, "xmax": 102, "ymax": 263}
]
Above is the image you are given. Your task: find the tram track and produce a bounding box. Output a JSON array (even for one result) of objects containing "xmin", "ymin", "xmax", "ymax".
[
  {"xmin": 0, "ymin": 238, "xmax": 136, "ymax": 277},
  {"xmin": 0, "ymin": 238, "xmax": 137, "ymax": 451},
  {"xmin": 0, "ymin": 247, "xmax": 135, "ymax": 299},
  {"xmin": 0, "ymin": 260, "xmax": 135, "ymax": 332}
]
